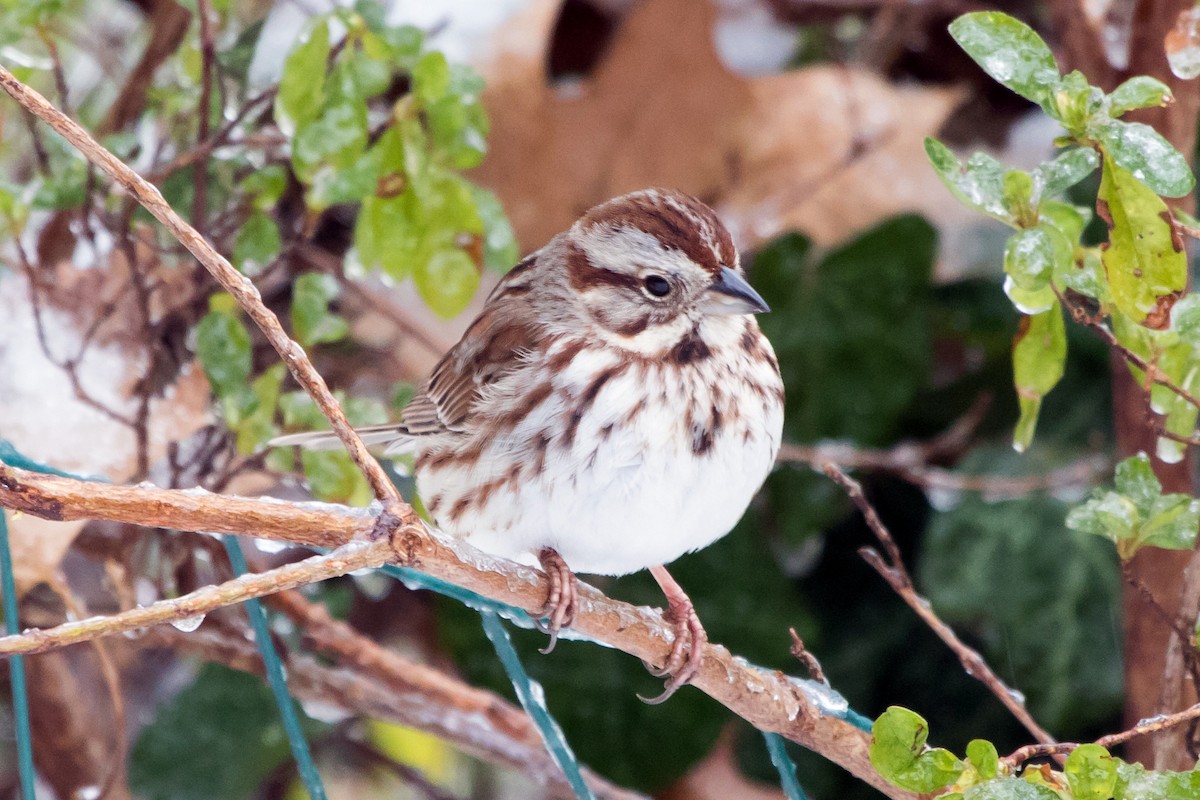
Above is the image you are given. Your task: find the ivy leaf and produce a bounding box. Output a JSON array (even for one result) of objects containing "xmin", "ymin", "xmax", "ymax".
[
  {"xmin": 274, "ymin": 19, "xmax": 330, "ymax": 138},
  {"xmin": 1012, "ymin": 301, "xmax": 1066, "ymax": 452},
  {"xmin": 195, "ymin": 298, "xmax": 252, "ymax": 399},
  {"xmin": 870, "ymin": 707, "xmax": 963, "ymax": 793},
  {"xmin": 232, "ymin": 211, "xmax": 281, "ymax": 276},
  {"xmin": 291, "ymin": 273, "xmax": 349, "ymax": 348},
  {"xmin": 925, "ymin": 138, "xmax": 1012, "ymax": 224},
  {"xmin": 1095, "ymin": 121, "xmax": 1195, "ymax": 198},
  {"xmin": 948, "ymin": 12, "xmax": 1059, "ymax": 104},
  {"xmin": 413, "ymin": 248, "xmax": 480, "ymax": 317},
  {"xmin": 1096, "ymin": 154, "xmax": 1187, "ymax": 324},
  {"xmin": 1108, "ymin": 76, "xmax": 1173, "ymax": 117}
]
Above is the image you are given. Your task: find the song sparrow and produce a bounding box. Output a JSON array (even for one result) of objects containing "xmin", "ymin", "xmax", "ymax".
[{"xmin": 274, "ymin": 189, "xmax": 785, "ymax": 702}]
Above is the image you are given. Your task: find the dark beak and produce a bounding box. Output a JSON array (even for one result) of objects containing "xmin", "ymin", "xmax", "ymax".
[{"xmin": 704, "ymin": 266, "xmax": 770, "ymax": 315}]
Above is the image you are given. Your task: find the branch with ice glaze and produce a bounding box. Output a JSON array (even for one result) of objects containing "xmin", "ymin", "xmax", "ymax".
[{"xmin": 0, "ymin": 462, "xmax": 915, "ymax": 799}]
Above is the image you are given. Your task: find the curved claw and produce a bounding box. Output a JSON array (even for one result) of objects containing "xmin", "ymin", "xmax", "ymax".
[
  {"xmin": 638, "ymin": 569, "xmax": 708, "ymax": 704},
  {"xmin": 535, "ymin": 548, "xmax": 577, "ymax": 654}
]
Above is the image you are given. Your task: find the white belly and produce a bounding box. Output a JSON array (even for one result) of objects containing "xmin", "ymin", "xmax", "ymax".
[{"xmin": 417, "ymin": 327, "xmax": 784, "ymax": 576}]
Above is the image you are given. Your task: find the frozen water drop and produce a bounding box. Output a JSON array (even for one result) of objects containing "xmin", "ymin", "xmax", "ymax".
[
  {"xmin": 1166, "ymin": 6, "xmax": 1200, "ymax": 79},
  {"xmin": 171, "ymin": 614, "xmax": 205, "ymax": 632}
]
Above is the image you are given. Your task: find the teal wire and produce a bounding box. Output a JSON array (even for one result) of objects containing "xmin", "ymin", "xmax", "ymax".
[
  {"xmin": 479, "ymin": 610, "xmax": 595, "ymax": 800},
  {"xmin": 763, "ymin": 732, "xmax": 808, "ymax": 800},
  {"xmin": 0, "ymin": 513, "xmax": 36, "ymax": 800},
  {"xmin": 223, "ymin": 537, "xmax": 327, "ymax": 800}
]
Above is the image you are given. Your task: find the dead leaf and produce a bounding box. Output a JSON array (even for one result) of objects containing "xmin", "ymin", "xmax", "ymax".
[{"xmin": 471, "ymin": 0, "xmax": 968, "ymax": 256}]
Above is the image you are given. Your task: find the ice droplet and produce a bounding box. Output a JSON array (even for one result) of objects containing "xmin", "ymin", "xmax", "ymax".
[
  {"xmin": 171, "ymin": 614, "xmax": 205, "ymax": 632},
  {"xmin": 1166, "ymin": 6, "xmax": 1200, "ymax": 79}
]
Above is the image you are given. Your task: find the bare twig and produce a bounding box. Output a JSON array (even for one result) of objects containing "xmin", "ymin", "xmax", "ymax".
[
  {"xmin": 0, "ymin": 64, "xmax": 403, "ymax": 507},
  {"xmin": 193, "ymin": 0, "xmax": 215, "ymax": 237},
  {"xmin": 0, "ymin": 464, "xmax": 915, "ymax": 799},
  {"xmin": 821, "ymin": 463, "xmax": 1058, "ymax": 747},
  {"xmin": 788, "ymin": 627, "xmax": 827, "ymax": 684},
  {"xmin": 1003, "ymin": 699, "xmax": 1200, "ymax": 767},
  {"xmin": 0, "ymin": 537, "xmax": 393, "ymax": 656}
]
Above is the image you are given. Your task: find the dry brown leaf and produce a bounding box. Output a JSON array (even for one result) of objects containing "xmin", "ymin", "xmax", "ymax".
[{"xmin": 471, "ymin": 0, "xmax": 969, "ymax": 254}]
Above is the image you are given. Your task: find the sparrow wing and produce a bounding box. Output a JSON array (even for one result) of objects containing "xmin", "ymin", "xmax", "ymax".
[{"xmin": 400, "ymin": 258, "xmax": 542, "ymax": 437}]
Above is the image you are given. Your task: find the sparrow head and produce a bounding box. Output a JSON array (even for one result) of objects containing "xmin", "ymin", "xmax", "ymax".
[{"xmin": 558, "ymin": 189, "xmax": 768, "ymax": 340}]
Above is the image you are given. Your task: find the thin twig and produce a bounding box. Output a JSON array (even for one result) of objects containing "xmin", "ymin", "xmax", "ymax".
[
  {"xmin": 821, "ymin": 463, "xmax": 1058, "ymax": 747},
  {"xmin": 0, "ymin": 65, "xmax": 403, "ymax": 507},
  {"xmin": 193, "ymin": 0, "xmax": 215, "ymax": 238},
  {"xmin": 788, "ymin": 627, "xmax": 827, "ymax": 684},
  {"xmin": 1003, "ymin": 699, "xmax": 1200, "ymax": 766}
]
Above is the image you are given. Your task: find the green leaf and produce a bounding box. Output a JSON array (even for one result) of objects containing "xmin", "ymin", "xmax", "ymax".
[
  {"xmin": 966, "ymin": 740, "xmax": 1000, "ymax": 781},
  {"xmin": 948, "ymin": 12, "xmax": 1059, "ymax": 104},
  {"xmin": 925, "ymin": 138, "xmax": 1012, "ymax": 223},
  {"xmin": 1051, "ymin": 70, "xmax": 1105, "ymax": 132},
  {"xmin": 234, "ymin": 364, "xmax": 285, "ymax": 454},
  {"xmin": 414, "ymin": 247, "xmax": 480, "ymax": 317},
  {"xmin": 292, "ymin": 100, "xmax": 369, "ymax": 183},
  {"xmin": 129, "ymin": 664, "xmax": 328, "ymax": 800},
  {"xmin": 1066, "ymin": 744, "xmax": 1118, "ymax": 800},
  {"xmin": 1114, "ymin": 452, "xmax": 1161, "ymax": 508},
  {"xmin": 1033, "ymin": 147, "xmax": 1099, "ymax": 200},
  {"xmin": 291, "ymin": 273, "xmax": 349, "ymax": 347},
  {"xmin": 1108, "ymin": 76, "xmax": 1173, "ymax": 117},
  {"xmin": 471, "ymin": 185, "xmax": 520, "ymax": 271},
  {"xmin": 301, "ymin": 450, "xmax": 372, "ymax": 505},
  {"xmin": 1003, "ymin": 225, "xmax": 1072, "ymax": 300},
  {"xmin": 1114, "ymin": 761, "xmax": 1200, "ymax": 799},
  {"xmin": 870, "ymin": 707, "xmax": 963, "ymax": 793},
  {"xmin": 756, "ymin": 216, "xmax": 935, "ymax": 446},
  {"xmin": 241, "ymin": 165, "xmax": 288, "ymax": 211},
  {"xmin": 1096, "ymin": 154, "xmax": 1188, "ymax": 323},
  {"xmin": 232, "ymin": 211, "xmax": 281, "ymax": 276},
  {"xmin": 195, "ymin": 301, "xmax": 252, "ymax": 399},
  {"xmin": 1012, "ymin": 302, "xmax": 1066, "ymax": 451},
  {"xmin": 922, "ymin": 483, "xmax": 1123, "ymax": 731},
  {"xmin": 964, "ymin": 778, "xmax": 1062, "ymax": 799},
  {"xmin": 354, "ymin": 192, "xmax": 422, "ymax": 279},
  {"xmin": 274, "ymin": 18, "xmax": 330, "ymax": 138},
  {"xmin": 1095, "ymin": 121, "xmax": 1195, "ymax": 198},
  {"xmin": 412, "ymin": 50, "xmax": 450, "ymax": 106},
  {"xmin": 1172, "ymin": 294, "xmax": 1200, "ymax": 346}
]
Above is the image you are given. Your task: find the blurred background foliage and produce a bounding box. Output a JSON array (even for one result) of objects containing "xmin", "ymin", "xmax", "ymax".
[{"xmin": 0, "ymin": 0, "xmax": 1166, "ymax": 797}]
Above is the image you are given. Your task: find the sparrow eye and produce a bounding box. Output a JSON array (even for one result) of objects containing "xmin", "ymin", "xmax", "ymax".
[{"xmin": 643, "ymin": 275, "xmax": 671, "ymax": 298}]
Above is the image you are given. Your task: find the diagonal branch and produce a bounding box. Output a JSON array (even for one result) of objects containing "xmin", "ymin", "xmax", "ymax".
[
  {"xmin": 0, "ymin": 463, "xmax": 915, "ymax": 799},
  {"xmin": 0, "ymin": 64, "xmax": 402, "ymax": 507}
]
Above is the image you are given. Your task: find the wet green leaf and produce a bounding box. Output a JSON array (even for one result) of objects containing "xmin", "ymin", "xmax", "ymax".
[
  {"xmin": 925, "ymin": 138, "xmax": 1012, "ymax": 224},
  {"xmin": 414, "ymin": 247, "xmax": 480, "ymax": 317},
  {"xmin": 275, "ymin": 19, "xmax": 330, "ymax": 138},
  {"xmin": 964, "ymin": 778, "xmax": 1062, "ymax": 799},
  {"xmin": 1033, "ymin": 147, "xmax": 1099, "ymax": 200},
  {"xmin": 291, "ymin": 273, "xmax": 349, "ymax": 347},
  {"xmin": 1003, "ymin": 225, "xmax": 1071, "ymax": 294},
  {"xmin": 241, "ymin": 165, "xmax": 288, "ymax": 211},
  {"xmin": 301, "ymin": 450, "xmax": 372, "ymax": 505},
  {"xmin": 1095, "ymin": 121, "xmax": 1195, "ymax": 198},
  {"xmin": 232, "ymin": 211, "xmax": 281, "ymax": 276},
  {"xmin": 412, "ymin": 50, "xmax": 450, "ymax": 106},
  {"xmin": 870, "ymin": 707, "xmax": 963, "ymax": 793},
  {"xmin": 233, "ymin": 364, "xmax": 285, "ymax": 454},
  {"xmin": 1108, "ymin": 76, "xmax": 1173, "ymax": 117},
  {"xmin": 1012, "ymin": 302, "xmax": 1066, "ymax": 451},
  {"xmin": 1096, "ymin": 154, "xmax": 1187, "ymax": 323},
  {"xmin": 1051, "ymin": 70, "xmax": 1105, "ymax": 132},
  {"xmin": 292, "ymin": 100, "xmax": 369, "ymax": 183},
  {"xmin": 1114, "ymin": 761, "xmax": 1200, "ymax": 799},
  {"xmin": 948, "ymin": 12, "xmax": 1059, "ymax": 104}
]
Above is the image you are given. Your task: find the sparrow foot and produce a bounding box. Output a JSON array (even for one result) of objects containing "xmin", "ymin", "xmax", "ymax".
[
  {"xmin": 638, "ymin": 565, "xmax": 708, "ymax": 705},
  {"xmin": 534, "ymin": 547, "xmax": 578, "ymax": 654}
]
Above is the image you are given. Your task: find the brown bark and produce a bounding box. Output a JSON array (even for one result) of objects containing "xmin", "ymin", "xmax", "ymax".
[{"xmin": 1052, "ymin": 0, "xmax": 1200, "ymax": 767}]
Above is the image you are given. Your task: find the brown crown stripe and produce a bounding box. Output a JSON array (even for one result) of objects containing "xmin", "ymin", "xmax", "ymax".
[{"xmin": 580, "ymin": 191, "xmax": 736, "ymax": 276}]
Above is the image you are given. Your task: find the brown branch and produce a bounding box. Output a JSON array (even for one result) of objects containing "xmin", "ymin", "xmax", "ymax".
[
  {"xmin": 193, "ymin": 0, "xmax": 215, "ymax": 238},
  {"xmin": 821, "ymin": 463, "xmax": 1059, "ymax": 747},
  {"xmin": 0, "ymin": 63, "xmax": 403, "ymax": 507},
  {"xmin": 144, "ymin": 624, "xmax": 646, "ymax": 800},
  {"xmin": 1003, "ymin": 698, "xmax": 1200, "ymax": 767},
  {"xmin": 0, "ymin": 463, "xmax": 914, "ymax": 799}
]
